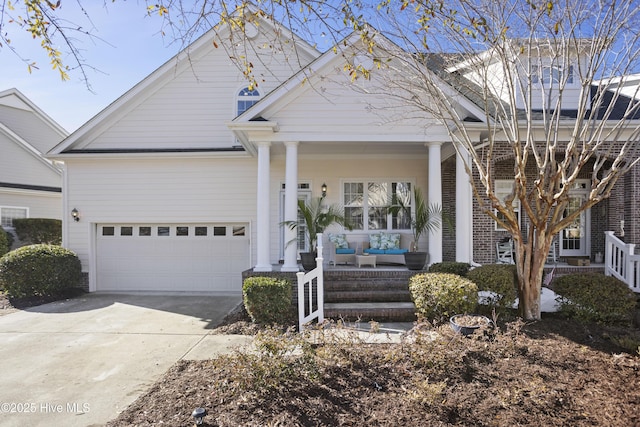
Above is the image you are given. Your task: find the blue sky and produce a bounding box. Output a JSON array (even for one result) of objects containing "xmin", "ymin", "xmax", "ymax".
[{"xmin": 1, "ymin": 2, "xmax": 184, "ymax": 132}]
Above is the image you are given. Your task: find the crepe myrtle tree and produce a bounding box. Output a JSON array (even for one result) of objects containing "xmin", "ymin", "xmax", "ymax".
[{"xmin": 6, "ymin": 0, "xmax": 640, "ymax": 320}]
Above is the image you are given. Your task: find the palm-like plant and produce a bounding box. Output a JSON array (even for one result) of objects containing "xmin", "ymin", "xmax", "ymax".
[
  {"xmin": 390, "ymin": 187, "xmax": 442, "ymax": 252},
  {"xmin": 283, "ymin": 196, "xmax": 352, "ymax": 255}
]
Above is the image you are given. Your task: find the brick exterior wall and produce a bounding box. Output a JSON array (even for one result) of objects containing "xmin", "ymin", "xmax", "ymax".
[{"xmin": 444, "ymin": 142, "xmax": 636, "ymax": 265}]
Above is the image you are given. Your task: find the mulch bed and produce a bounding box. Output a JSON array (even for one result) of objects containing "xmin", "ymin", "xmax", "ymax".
[{"xmin": 106, "ymin": 308, "xmax": 640, "ymax": 427}]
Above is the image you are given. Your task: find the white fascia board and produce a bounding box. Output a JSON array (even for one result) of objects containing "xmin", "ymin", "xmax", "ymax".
[{"xmin": 46, "ymin": 149, "xmax": 252, "ymax": 161}]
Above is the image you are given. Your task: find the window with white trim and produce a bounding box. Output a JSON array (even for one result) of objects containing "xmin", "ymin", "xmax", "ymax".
[
  {"xmin": 532, "ymin": 64, "xmax": 574, "ymax": 85},
  {"xmin": 1, "ymin": 206, "xmax": 28, "ymax": 227},
  {"xmin": 494, "ymin": 180, "xmax": 520, "ymax": 231},
  {"xmin": 237, "ymin": 87, "xmax": 260, "ymax": 116},
  {"xmin": 343, "ymin": 181, "xmax": 412, "ymax": 231}
]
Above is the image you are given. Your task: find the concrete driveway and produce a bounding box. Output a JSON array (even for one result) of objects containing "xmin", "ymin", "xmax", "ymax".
[{"xmin": 0, "ymin": 293, "xmax": 250, "ymax": 427}]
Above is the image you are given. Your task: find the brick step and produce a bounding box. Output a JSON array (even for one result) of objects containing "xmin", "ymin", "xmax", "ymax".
[
  {"xmin": 324, "ymin": 280, "xmax": 410, "ymax": 292},
  {"xmin": 324, "ymin": 302, "xmax": 417, "ymax": 323},
  {"xmin": 325, "ymin": 289, "xmax": 412, "ymax": 303}
]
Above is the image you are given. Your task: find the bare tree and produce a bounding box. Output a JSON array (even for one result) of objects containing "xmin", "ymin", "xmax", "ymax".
[
  {"xmin": 347, "ymin": 0, "xmax": 640, "ymax": 320},
  {"xmin": 5, "ymin": 0, "xmax": 640, "ymax": 320}
]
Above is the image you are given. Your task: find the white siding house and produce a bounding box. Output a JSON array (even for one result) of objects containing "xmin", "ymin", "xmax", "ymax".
[
  {"xmin": 0, "ymin": 88, "xmax": 66, "ymax": 231},
  {"xmin": 48, "ymin": 12, "xmax": 640, "ymax": 294}
]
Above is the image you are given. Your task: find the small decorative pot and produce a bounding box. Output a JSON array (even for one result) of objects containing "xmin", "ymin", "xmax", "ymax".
[{"xmin": 450, "ymin": 314, "xmax": 492, "ymax": 336}]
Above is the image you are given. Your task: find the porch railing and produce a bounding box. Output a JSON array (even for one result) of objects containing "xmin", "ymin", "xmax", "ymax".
[
  {"xmin": 297, "ymin": 233, "xmax": 325, "ymax": 331},
  {"xmin": 604, "ymin": 231, "xmax": 640, "ymax": 293}
]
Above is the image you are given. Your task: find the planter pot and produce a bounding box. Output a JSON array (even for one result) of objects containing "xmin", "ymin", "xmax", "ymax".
[
  {"xmin": 300, "ymin": 252, "xmax": 317, "ymax": 271},
  {"xmin": 404, "ymin": 251, "xmax": 428, "ymax": 270},
  {"xmin": 450, "ymin": 314, "xmax": 491, "ymax": 336}
]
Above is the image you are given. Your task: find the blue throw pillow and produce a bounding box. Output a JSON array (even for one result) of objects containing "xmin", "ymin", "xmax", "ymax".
[{"xmin": 336, "ymin": 248, "xmax": 356, "ymax": 254}]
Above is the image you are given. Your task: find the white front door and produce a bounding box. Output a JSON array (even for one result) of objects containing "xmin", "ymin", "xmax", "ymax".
[{"xmin": 560, "ymin": 182, "xmax": 591, "ymax": 257}]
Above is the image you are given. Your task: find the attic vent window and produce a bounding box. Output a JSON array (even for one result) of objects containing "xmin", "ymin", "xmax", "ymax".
[{"xmin": 237, "ymin": 87, "xmax": 261, "ymax": 116}]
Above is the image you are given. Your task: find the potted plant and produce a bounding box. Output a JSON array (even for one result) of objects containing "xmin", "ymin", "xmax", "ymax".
[
  {"xmin": 283, "ymin": 195, "xmax": 352, "ymax": 270},
  {"xmin": 389, "ymin": 187, "xmax": 443, "ymax": 270}
]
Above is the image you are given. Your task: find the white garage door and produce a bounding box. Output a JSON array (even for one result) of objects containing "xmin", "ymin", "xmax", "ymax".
[{"xmin": 96, "ymin": 223, "xmax": 250, "ymax": 293}]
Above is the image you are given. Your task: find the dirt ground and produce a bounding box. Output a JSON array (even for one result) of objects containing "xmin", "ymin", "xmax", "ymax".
[{"xmin": 3, "ymin": 293, "xmax": 639, "ymax": 426}]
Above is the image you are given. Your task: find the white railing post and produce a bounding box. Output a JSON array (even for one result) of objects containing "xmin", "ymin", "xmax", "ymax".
[
  {"xmin": 604, "ymin": 231, "xmax": 640, "ymax": 293},
  {"xmin": 605, "ymin": 231, "xmax": 614, "ymax": 277},
  {"xmin": 297, "ymin": 233, "xmax": 325, "ymax": 331}
]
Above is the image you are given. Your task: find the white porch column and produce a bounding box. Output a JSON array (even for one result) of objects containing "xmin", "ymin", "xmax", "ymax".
[
  {"xmin": 282, "ymin": 141, "xmax": 300, "ymax": 271},
  {"xmin": 254, "ymin": 141, "xmax": 272, "ymax": 271},
  {"xmin": 427, "ymin": 142, "xmax": 443, "ymax": 264},
  {"xmin": 456, "ymin": 145, "xmax": 473, "ymax": 263}
]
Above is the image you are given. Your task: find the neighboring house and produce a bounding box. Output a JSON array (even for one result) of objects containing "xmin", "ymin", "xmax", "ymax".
[
  {"xmin": 0, "ymin": 88, "xmax": 66, "ymax": 241},
  {"xmin": 48, "ymin": 13, "xmax": 640, "ymax": 294}
]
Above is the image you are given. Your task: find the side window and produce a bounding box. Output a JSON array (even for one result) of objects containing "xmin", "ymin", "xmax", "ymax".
[
  {"xmin": 237, "ymin": 87, "xmax": 260, "ymax": 117},
  {"xmin": 0, "ymin": 207, "xmax": 28, "ymax": 227}
]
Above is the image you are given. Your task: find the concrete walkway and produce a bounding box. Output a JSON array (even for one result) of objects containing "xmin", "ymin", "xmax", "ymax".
[{"xmin": 0, "ymin": 293, "xmax": 249, "ymax": 427}]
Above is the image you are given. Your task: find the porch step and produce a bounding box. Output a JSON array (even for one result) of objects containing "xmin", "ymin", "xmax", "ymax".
[
  {"xmin": 326, "ymin": 290, "xmax": 411, "ymax": 303},
  {"xmin": 322, "ymin": 268, "xmax": 418, "ymax": 322},
  {"xmin": 324, "ymin": 302, "xmax": 417, "ymax": 323}
]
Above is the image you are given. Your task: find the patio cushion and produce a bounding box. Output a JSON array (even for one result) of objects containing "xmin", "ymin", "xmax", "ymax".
[
  {"xmin": 385, "ymin": 248, "xmax": 408, "ymax": 255},
  {"xmin": 328, "ymin": 233, "xmax": 349, "ymax": 249},
  {"xmin": 336, "ymin": 248, "xmax": 356, "ymax": 254},
  {"xmin": 364, "ymin": 248, "xmax": 385, "ymax": 254},
  {"xmin": 368, "ymin": 233, "xmax": 381, "ymax": 249},
  {"xmin": 379, "ymin": 232, "xmax": 401, "ymax": 250}
]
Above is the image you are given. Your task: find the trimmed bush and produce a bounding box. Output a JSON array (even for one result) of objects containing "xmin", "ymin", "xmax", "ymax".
[
  {"xmin": 409, "ymin": 272, "xmax": 478, "ymax": 323},
  {"xmin": 428, "ymin": 262, "xmax": 471, "ymax": 277},
  {"xmin": 553, "ymin": 273, "xmax": 637, "ymax": 325},
  {"xmin": 243, "ymin": 276, "xmax": 292, "ymax": 325},
  {"xmin": 467, "ymin": 264, "xmax": 518, "ymax": 312},
  {"xmin": 0, "ymin": 229, "xmax": 9, "ymax": 256},
  {"xmin": 12, "ymin": 218, "xmax": 62, "ymax": 245},
  {"xmin": 0, "ymin": 244, "xmax": 81, "ymax": 298}
]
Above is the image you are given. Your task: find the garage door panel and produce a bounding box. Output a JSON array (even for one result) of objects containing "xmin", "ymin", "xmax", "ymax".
[{"xmin": 97, "ymin": 224, "xmax": 250, "ymax": 293}]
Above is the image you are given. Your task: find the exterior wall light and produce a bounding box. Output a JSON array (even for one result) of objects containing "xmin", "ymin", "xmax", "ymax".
[
  {"xmin": 71, "ymin": 208, "xmax": 80, "ymax": 222},
  {"xmin": 321, "ymin": 183, "xmax": 327, "ymax": 197}
]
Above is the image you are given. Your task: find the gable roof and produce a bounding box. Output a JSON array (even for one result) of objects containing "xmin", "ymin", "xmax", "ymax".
[
  {"xmin": 48, "ymin": 6, "xmax": 320, "ymax": 158},
  {"xmin": 0, "ymin": 88, "xmax": 68, "ymax": 152},
  {"xmin": 228, "ymin": 30, "xmax": 489, "ymax": 154},
  {"xmin": 0, "ymin": 88, "xmax": 65, "ymax": 177}
]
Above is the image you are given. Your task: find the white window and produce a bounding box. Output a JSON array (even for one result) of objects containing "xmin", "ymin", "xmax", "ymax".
[
  {"xmin": 494, "ymin": 180, "xmax": 520, "ymax": 231},
  {"xmin": 236, "ymin": 87, "xmax": 260, "ymax": 116},
  {"xmin": 532, "ymin": 64, "xmax": 574, "ymax": 85},
  {"xmin": 343, "ymin": 181, "xmax": 412, "ymax": 231},
  {"xmin": 1, "ymin": 206, "xmax": 28, "ymax": 228}
]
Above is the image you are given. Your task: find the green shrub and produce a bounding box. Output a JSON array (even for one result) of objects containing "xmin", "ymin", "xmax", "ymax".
[
  {"xmin": 12, "ymin": 218, "xmax": 62, "ymax": 245},
  {"xmin": 553, "ymin": 273, "xmax": 637, "ymax": 325},
  {"xmin": 0, "ymin": 229, "xmax": 9, "ymax": 257},
  {"xmin": 428, "ymin": 262, "xmax": 471, "ymax": 277},
  {"xmin": 467, "ymin": 264, "xmax": 518, "ymax": 312},
  {"xmin": 0, "ymin": 244, "xmax": 81, "ymax": 298},
  {"xmin": 243, "ymin": 276, "xmax": 292, "ymax": 325},
  {"xmin": 409, "ymin": 272, "xmax": 478, "ymax": 323}
]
